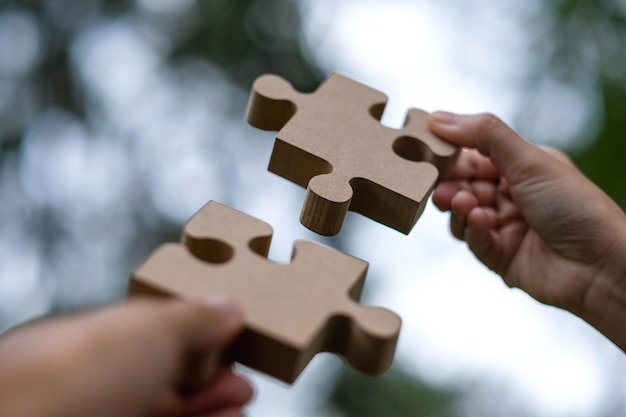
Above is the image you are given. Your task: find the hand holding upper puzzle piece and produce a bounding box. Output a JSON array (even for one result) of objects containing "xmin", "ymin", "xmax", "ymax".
[
  {"xmin": 129, "ymin": 201, "xmax": 401, "ymax": 386},
  {"xmin": 246, "ymin": 72, "xmax": 460, "ymax": 235}
]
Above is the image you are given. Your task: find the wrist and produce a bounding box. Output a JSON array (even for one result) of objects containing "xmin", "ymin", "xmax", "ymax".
[{"xmin": 578, "ymin": 218, "xmax": 626, "ymax": 352}]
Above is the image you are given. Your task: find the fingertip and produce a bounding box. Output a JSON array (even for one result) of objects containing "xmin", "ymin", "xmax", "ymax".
[
  {"xmin": 428, "ymin": 111, "xmax": 465, "ymax": 147},
  {"xmin": 432, "ymin": 182, "xmax": 457, "ymax": 211},
  {"xmin": 429, "ymin": 111, "xmax": 459, "ymax": 125},
  {"xmin": 447, "ymin": 190, "xmax": 480, "ymax": 240},
  {"xmin": 467, "ymin": 206, "xmax": 492, "ymax": 230},
  {"xmin": 450, "ymin": 190, "xmax": 479, "ymax": 217},
  {"xmin": 204, "ymin": 296, "xmax": 243, "ymax": 323},
  {"xmin": 428, "ymin": 111, "xmax": 479, "ymax": 149},
  {"xmin": 431, "ymin": 194, "xmax": 448, "ymax": 212}
]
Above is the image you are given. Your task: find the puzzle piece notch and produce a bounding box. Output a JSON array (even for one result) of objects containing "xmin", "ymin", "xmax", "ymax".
[
  {"xmin": 397, "ymin": 108, "xmax": 460, "ymax": 173},
  {"xmin": 247, "ymin": 73, "xmax": 460, "ymax": 236},
  {"xmin": 129, "ymin": 201, "xmax": 401, "ymax": 384}
]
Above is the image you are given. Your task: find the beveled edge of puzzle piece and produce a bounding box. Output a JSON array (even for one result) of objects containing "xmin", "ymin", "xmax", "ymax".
[
  {"xmin": 246, "ymin": 74, "xmax": 300, "ymax": 131},
  {"xmin": 335, "ymin": 305, "xmax": 402, "ymax": 375},
  {"xmin": 300, "ymin": 173, "xmax": 353, "ymax": 236},
  {"xmin": 301, "ymin": 170, "xmax": 439, "ymax": 236}
]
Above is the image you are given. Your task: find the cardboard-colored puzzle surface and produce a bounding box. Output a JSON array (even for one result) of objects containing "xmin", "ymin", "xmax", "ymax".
[
  {"xmin": 129, "ymin": 201, "xmax": 401, "ymax": 384},
  {"xmin": 246, "ymin": 72, "xmax": 460, "ymax": 235}
]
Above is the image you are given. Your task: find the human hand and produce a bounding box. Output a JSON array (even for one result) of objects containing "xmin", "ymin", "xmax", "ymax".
[
  {"xmin": 0, "ymin": 298, "xmax": 253, "ymax": 417},
  {"xmin": 429, "ymin": 112, "xmax": 626, "ymax": 350}
]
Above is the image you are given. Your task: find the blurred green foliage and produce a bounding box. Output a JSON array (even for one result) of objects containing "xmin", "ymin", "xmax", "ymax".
[
  {"xmin": 524, "ymin": 0, "xmax": 626, "ymax": 208},
  {"xmin": 322, "ymin": 367, "xmax": 461, "ymax": 417},
  {"xmin": 0, "ymin": 0, "xmax": 322, "ymax": 151},
  {"xmin": 171, "ymin": 0, "xmax": 322, "ymax": 90},
  {"xmin": 576, "ymin": 80, "xmax": 626, "ymax": 208}
]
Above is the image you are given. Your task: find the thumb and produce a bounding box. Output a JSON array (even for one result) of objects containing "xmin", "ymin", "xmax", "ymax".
[
  {"xmin": 155, "ymin": 297, "xmax": 244, "ymax": 352},
  {"xmin": 428, "ymin": 112, "xmax": 548, "ymax": 184}
]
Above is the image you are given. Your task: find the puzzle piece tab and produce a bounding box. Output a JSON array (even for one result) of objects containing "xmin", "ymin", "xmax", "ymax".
[
  {"xmin": 246, "ymin": 73, "xmax": 460, "ymax": 235},
  {"xmin": 129, "ymin": 201, "xmax": 401, "ymax": 384}
]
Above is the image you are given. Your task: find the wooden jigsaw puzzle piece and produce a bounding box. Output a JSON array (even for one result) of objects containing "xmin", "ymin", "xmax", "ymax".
[
  {"xmin": 246, "ymin": 72, "xmax": 460, "ymax": 236},
  {"xmin": 129, "ymin": 201, "xmax": 401, "ymax": 384}
]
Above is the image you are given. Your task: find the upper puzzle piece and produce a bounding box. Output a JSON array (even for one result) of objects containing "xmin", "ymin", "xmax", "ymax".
[
  {"xmin": 246, "ymin": 72, "xmax": 460, "ymax": 235},
  {"xmin": 129, "ymin": 201, "xmax": 401, "ymax": 385}
]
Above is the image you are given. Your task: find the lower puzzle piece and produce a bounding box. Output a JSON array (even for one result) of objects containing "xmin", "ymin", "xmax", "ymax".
[
  {"xmin": 129, "ymin": 201, "xmax": 401, "ymax": 384},
  {"xmin": 246, "ymin": 72, "xmax": 460, "ymax": 235}
]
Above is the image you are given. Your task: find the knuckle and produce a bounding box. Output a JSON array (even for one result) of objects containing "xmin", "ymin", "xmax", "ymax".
[{"xmin": 474, "ymin": 113, "xmax": 503, "ymax": 134}]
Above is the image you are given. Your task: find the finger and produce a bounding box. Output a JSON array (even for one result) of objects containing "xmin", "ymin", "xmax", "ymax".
[
  {"xmin": 433, "ymin": 180, "xmax": 498, "ymax": 212},
  {"xmin": 432, "ymin": 182, "xmax": 459, "ymax": 211},
  {"xmin": 157, "ymin": 297, "xmax": 244, "ymax": 351},
  {"xmin": 495, "ymin": 192, "xmax": 523, "ymax": 225},
  {"xmin": 428, "ymin": 112, "xmax": 547, "ymax": 185},
  {"xmin": 428, "ymin": 112, "xmax": 526, "ymax": 155},
  {"xmin": 449, "ymin": 190, "xmax": 479, "ymax": 240},
  {"xmin": 465, "ymin": 207, "xmax": 501, "ymax": 271},
  {"xmin": 152, "ymin": 367, "xmax": 253, "ymax": 417},
  {"xmin": 184, "ymin": 367, "xmax": 254, "ymax": 414},
  {"xmin": 469, "ymin": 181, "xmax": 498, "ymax": 207},
  {"xmin": 442, "ymin": 149, "xmax": 500, "ymax": 181},
  {"xmin": 159, "ymin": 298, "xmax": 245, "ymax": 389}
]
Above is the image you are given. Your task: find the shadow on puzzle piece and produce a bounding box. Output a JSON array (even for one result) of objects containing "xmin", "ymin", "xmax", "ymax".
[
  {"xmin": 246, "ymin": 72, "xmax": 460, "ymax": 236},
  {"xmin": 129, "ymin": 201, "xmax": 401, "ymax": 385}
]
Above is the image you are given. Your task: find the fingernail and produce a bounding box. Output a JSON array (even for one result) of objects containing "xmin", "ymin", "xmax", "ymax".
[
  {"xmin": 430, "ymin": 111, "xmax": 459, "ymax": 125},
  {"xmin": 204, "ymin": 296, "xmax": 241, "ymax": 318}
]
